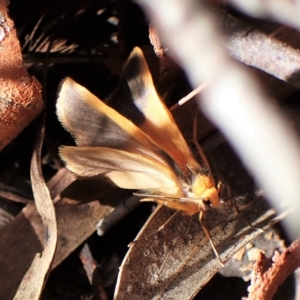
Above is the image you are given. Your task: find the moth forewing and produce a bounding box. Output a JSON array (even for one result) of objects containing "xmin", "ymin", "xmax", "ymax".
[
  {"xmin": 57, "ymin": 77, "xmax": 152, "ymax": 149},
  {"xmin": 57, "ymin": 77, "xmax": 171, "ymax": 166},
  {"xmin": 108, "ymin": 47, "xmax": 200, "ymax": 174},
  {"xmin": 59, "ymin": 146, "xmax": 181, "ymax": 195}
]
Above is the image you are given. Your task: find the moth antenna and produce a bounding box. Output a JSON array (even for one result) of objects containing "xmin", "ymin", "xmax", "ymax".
[
  {"xmin": 193, "ymin": 112, "xmax": 213, "ymax": 176},
  {"xmin": 134, "ymin": 193, "xmax": 201, "ymax": 202},
  {"xmin": 199, "ymin": 211, "xmax": 224, "ymax": 266},
  {"xmin": 128, "ymin": 210, "xmax": 180, "ymax": 247},
  {"xmin": 134, "ymin": 192, "xmax": 165, "ymax": 199}
]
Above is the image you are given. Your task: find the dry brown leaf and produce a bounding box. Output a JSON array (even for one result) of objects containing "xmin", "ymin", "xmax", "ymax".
[
  {"xmin": 114, "ymin": 202, "xmax": 281, "ymax": 299},
  {"xmin": 13, "ymin": 120, "xmax": 57, "ymax": 299},
  {"xmin": 114, "ymin": 137, "xmax": 288, "ymax": 299},
  {"xmin": 0, "ymin": 169, "xmax": 122, "ymax": 298}
]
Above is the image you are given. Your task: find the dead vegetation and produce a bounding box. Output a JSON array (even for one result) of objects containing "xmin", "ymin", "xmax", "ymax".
[{"xmin": 0, "ymin": 0, "xmax": 300, "ymax": 299}]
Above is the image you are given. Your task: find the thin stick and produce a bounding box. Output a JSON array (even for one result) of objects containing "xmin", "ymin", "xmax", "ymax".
[
  {"xmin": 170, "ymin": 81, "xmax": 209, "ymax": 111},
  {"xmin": 23, "ymin": 15, "xmax": 44, "ymax": 50}
]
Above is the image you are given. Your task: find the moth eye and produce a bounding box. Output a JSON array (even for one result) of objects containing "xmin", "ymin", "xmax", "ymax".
[{"xmin": 202, "ymin": 199, "xmax": 211, "ymax": 206}]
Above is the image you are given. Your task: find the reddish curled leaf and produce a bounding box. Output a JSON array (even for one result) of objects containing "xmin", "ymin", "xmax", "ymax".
[{"xmin": 0, "ymin": 0, "xmax": 43, "ymax": 151}]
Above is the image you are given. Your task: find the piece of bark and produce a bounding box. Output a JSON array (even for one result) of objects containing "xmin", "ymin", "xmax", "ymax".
[
  {"xmin": 248, "ymin": 238, "xmax": 300, "ymax": 300},
  {"xmin": 0, "ymin": 0, "xmax": 43, "ymax": 151}
]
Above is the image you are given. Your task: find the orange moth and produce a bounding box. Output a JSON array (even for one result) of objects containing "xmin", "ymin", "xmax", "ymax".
[{"xmin": 56, "ymin": 47, "xmax": 223, "ymax": 264}]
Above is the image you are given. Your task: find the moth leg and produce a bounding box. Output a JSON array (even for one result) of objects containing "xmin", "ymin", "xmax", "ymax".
[
  {"xmin": 227, "ymin": 185, "xmax": 264, "ymax": 233},
  {"xmin": 199, "ymin": 210, "xmax": 224, "ymax": 267},
  {"xmin": 129, "ymin": 210, "xmax": 180, "ymax": 247}
]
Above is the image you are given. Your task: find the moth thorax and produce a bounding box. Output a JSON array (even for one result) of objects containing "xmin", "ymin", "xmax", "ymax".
[{"xmin": 192, "ymin": 174, "xmax": 220, "ymax": 208}]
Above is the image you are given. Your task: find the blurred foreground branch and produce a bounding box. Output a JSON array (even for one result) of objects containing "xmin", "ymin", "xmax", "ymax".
[{"xmin": 137, "ymin": 0, "xmax": 300, "ymax": 239}]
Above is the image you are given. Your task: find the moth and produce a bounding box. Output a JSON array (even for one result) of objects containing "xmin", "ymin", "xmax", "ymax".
[{"xmin": 56, "ymin": 47, "xmax": 223, "ymax": 264}]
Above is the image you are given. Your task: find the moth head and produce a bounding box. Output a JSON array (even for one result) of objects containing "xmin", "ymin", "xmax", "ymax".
[{"xmin": 192, "ymin": 174, "xmax": 220, "ymax": 208}]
